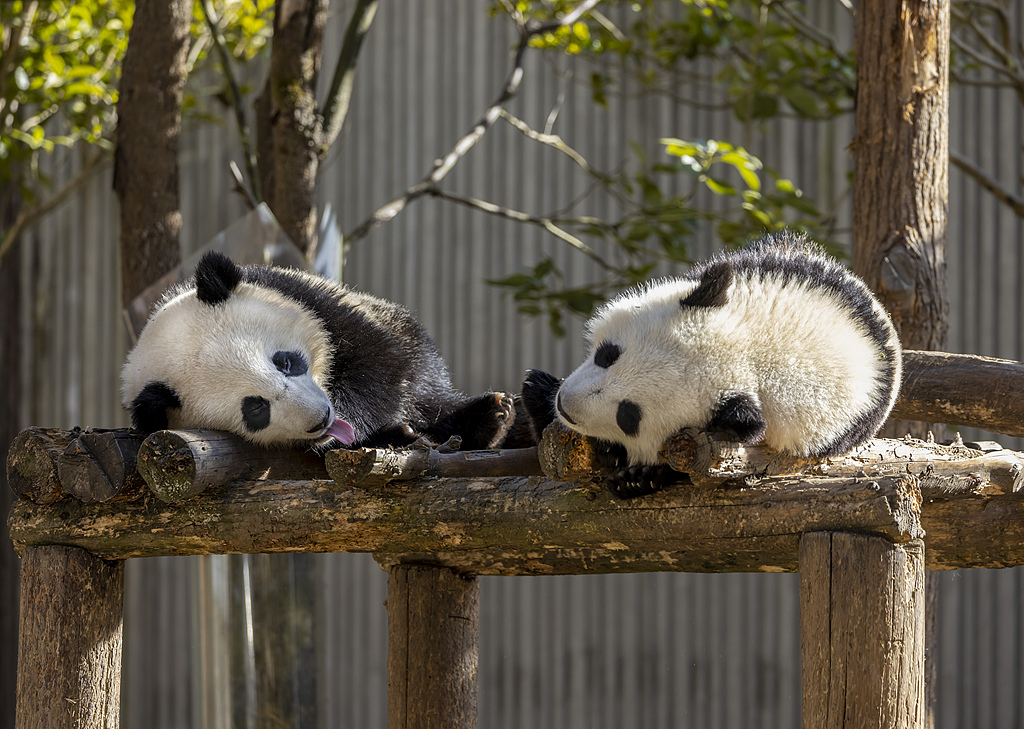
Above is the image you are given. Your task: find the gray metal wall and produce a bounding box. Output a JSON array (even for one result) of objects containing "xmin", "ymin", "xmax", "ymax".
[{"xmin": 9, "ymin": 1, "xmax": 1024, "ymax": 727}]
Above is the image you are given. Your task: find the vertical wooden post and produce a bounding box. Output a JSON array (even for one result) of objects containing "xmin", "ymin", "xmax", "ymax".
[
  {"xmin": 800, "ymin": 532, "xmax": 925, "ymax": 729},
  {"xmin": 386, "ymin": 564, "xmax": 478, "ymax": 729},
  {"xmin": 15, "ymin": 545, "xmax": 124, "ymax": 729}
]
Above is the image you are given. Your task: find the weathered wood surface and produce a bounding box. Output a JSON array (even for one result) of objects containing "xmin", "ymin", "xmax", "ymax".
[
  {"xmin": 58, "ymin": 430, "xmax": 144, "ymax": 503},
  {"xmin": 15, "ymin": 545, "xmax": 124, "ymax": 729},
  {"xmin": 7, "ymin": 473, "xmax": 920, "ymax": 574},
  {"xmin": 7, "ymin": 428, "xmax": 81, "ymax": 504},
  {"xmin": 891, "ymin": 350, "xmax": 1024, "ymax": 438},
  {"xmin": 540, "ymin": 421, "xmax": 1024, "ymax": 496},
  {"xmin": 800, "ymin": 533, "xmax": 925, "ymax": 729},
  {"xmin": 387, "ymin": 565, "xmax": 478, "ymax": 729},
  {"xmin": 325, "ymin": 445, "xmax": 543, "ymax": 488},
  {"xmin": 137, "ymin": 429, "xmax": 329, "ymax": 502}
]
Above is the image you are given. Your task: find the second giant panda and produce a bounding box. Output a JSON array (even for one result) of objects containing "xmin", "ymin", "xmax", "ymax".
[
  {"xmin": 122, "ymin": 251, "xmax": 516, "ymax": 450},
  {"xmin": 523, "ymin": 231, "xmax": 903, "ymax": 498}
]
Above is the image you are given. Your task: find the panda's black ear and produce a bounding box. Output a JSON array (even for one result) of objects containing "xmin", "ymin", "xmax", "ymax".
[
  {"xmin": 195, "ymin": 251, "xmax": 243, "ymax": 305},
  {"xmin": 681, "ymin": 259, "xmax": 733, "ymax": 308},
  {"xmin": 130, "ymin": 382, "xmax": 182, "ymax": 434}
]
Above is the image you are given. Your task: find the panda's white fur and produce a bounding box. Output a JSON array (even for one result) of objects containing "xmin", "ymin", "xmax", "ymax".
[
  {"xmin": 553, "ymin": 232, "xmax": 902, "ymax": 466},
  {"xmin": 122, "ymin": 252, "xmax": 519, "ymax": 450},
  {"xmin": 122, "ymin": 279, "xmax": 337, "ymax": 447}
]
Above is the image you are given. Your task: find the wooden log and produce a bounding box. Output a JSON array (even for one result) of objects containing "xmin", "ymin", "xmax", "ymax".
[
  {"xmin": 7, "ymin": 473, "xmax": 921, "ymax": 573},
  {"xmin": 892, "ymin": 350, "xmax": 1024, "ymax": 438},
  {"xmin": 387, "ymin": 564, "xmax": 478, "ymax": 729},
  {"xmin": 658, "ymin": 429, "xmax": 1024, "ymax": 494},
  {"xmin": 15, "ymin": 545, "xmax": 124, "ymax": 729},
  {"xmin": 800, "ymin": 533, "xmax": 925, "ymax": 729},
  {"xmin": 137, "ymin": 429, "xmax": 329, "ymax": 502},
  {"xmin": 539, "ymin": 420, "xmax": 1024, "ymax": 495},
  {"xmin": 58, "ymin": 431, "xmax": 145, "ymax": 503},
  {"xmin": 6, "ymin": 428, "xmax": 79, "ymax": 504},
  {"xmin": 325, "ymin": 446, "xmax": 543, "ymax": 488}
]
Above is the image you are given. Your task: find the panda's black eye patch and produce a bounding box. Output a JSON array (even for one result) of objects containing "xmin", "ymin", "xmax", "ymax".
[
  {"xmin": 616, "ymin": 400, "xmax": 642, "ymax": 437},
  {"xmin": 242, "ymin": 396, "xmax": 271, "ymax": 431},
  {"xmin": 272, "ymin": 350, "xmax": 308, "ymax": 377},
  {"xmin": 594, "ymin": 342, "xmax": 621, "ymax": 368}
]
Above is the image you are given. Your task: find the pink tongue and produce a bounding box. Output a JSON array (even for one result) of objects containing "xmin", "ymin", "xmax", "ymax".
[{"xmin": 325, "ymin": 418, "xmax": 356, "ymax": 445}]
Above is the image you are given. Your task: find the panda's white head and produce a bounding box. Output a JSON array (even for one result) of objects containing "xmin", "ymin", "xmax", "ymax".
[
  {"xmin": 121, "ymin": 253, "xmax": 355, "ymax": 447},
  {"xmin": 555, "ymin": 263, "xmax": 734, "ymax": 465}
]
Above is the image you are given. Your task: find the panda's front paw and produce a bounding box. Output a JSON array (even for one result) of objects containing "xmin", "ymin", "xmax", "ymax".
[
  {"xmin": 589, "ymin": 439, "xmax": 629, "ymax": 470},
  {"xmin": 438, "ymin": 392, "xmax": 515, "ymax": 450},
  {"xmin": 521, "ymin": 369, "xmax": 561, "ymax": 438},
  {"xmin": 605, "ymin": 464, "xmax": 677, "ymax": 500}
]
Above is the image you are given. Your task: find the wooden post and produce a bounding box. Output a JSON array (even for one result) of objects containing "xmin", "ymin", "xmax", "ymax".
[
  {"xmin": 800, "ymin": 532, "xmax": 925, "ymax": 729},
  {"xmin": 386, "ymin": 564, "xmax": 478, "ymax": 729},
  {"xmin": 15, "ymin": 545, "xmax": 124, "ymax": 729}
]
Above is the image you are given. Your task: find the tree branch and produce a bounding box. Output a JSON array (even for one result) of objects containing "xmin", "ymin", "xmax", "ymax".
[
  {"xmin": 950, "ymin": 149, "xmax": 1024, "ymax": 218},
  {"xmin": 426, "ymin": 187, "xmax": 611, "ymax": 267},
  {"xmin": 319, "ymin": 0, "xmax": 378, "ymax": 155},
  {"xmin": 342, "ymin": 0, "xmax": 603, "ymax": 249},
  {"xmin": 0, "ymin": 146, "xmax": 111, "ymax": 271},
  {"xmin": 198, "ymin": 0, "xmax": 262, "ymax": 202}
]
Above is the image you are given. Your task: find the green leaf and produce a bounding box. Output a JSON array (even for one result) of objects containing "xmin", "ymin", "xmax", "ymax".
[
  {"xmin": 702, "ymin": 176, "xmax": 736, "ymax": 196},
  {"xmin": 783, "ymin": 84, "xmax": 820, "ymax": 118}
]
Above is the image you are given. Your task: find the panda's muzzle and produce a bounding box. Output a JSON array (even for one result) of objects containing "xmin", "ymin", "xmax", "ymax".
[
  {"xmin": 555, "ymin": 392, "xmax": 577, "ymax": 426},
  {"xmin": 307, "ymin": 408, "xmax": 333, "ymax": 434}
]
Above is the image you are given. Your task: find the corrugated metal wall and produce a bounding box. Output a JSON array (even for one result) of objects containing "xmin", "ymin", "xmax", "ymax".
[{"xmin": 9, "ymin": 1, "xmax": 1024, "ymax": 727}]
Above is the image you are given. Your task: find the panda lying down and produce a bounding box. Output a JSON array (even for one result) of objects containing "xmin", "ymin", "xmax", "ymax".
[
  {"xmin": 522, "ymin": 231, "xmax": 903, "ymax": 498},
  {"xmin": 122, "ymin": 251, "xmax": 517, "ymax": 451},
  {"xmin": 124, "ymin": 233, "xmax": 901, "ymax": 500}
]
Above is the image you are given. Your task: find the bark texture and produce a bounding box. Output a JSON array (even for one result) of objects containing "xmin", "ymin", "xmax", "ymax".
[
  {"xmin": 800, "ymin": 533, "xmax": 925, "ymax": 729},
  {"xmin": 258, "ymin": 0, "xmax": 328, "ymax": 255},
  {"xmin": 9, "ymin": 471, "xmax": 924, "ymax": 572},
  {"xmin": 853, "ymin": 0, "xmax": 950, "ymax": 440},
  {"xmin": 1, "ymin": 195, "xmax": 22, "ymax": 729},
  {"xmin": 890, "ymin": 351, "xmax": 1024, "ymax": 437},
  {"xmin": 387, "ymin": 565, "xmax": 479, "ymax": 729},
  {"xmin": 113, "ymin": 0, "xmax": 192, "ymax": 304},
  {"xmin": 15, "ymin": 546, "xmax": 124, "ymax": 729},
  {"xmin": 852, "ymin": 7, "xmax": 950, "ymax": 725}
]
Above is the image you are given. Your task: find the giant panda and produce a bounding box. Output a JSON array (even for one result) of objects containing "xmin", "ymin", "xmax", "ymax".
[
  {"xmin": 523, "ymin": 231, "xmax": 903, "ymax": 498},
  {"xmin": 122, "ymin": 251, "xmax": 516, "ymax": 450}
]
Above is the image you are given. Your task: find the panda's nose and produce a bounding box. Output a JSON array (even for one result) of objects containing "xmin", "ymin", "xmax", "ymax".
[
  {"xmin": 307, "ymin": 408, "xmax": 332, "ymax": 434},
  {"xmin": 556, "ymin": 392, "xmax": 577, "ymax": 425}
]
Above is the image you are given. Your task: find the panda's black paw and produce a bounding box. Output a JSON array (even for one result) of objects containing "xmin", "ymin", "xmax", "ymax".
[
  {"xmin": 589, "ymin": 439, "xmax": 630, "ymax": 470},
  {"xmin": 434, "ymin": 392, "xmax": 516, "ymax": 450},
  {"xmin": 521, "ymin": 369, "xmax": 561, "ymax": 439},
  {"xmin": 605, "ymin": 464, "xmax": 677, "ymax": 500}
]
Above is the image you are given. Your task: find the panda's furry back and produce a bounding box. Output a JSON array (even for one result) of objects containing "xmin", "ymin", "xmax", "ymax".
[{"xmin": 554, "ymin": 232, "xmax": 902, "ymax": 464}]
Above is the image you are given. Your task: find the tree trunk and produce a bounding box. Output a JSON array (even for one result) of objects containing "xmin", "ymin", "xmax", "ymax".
[
  {"xmin": 1, "ymin": 183, "xmax": 23, "ymax": 729},
  {"xmin": 258, "ymin": 0, "xmax": 329, "ymax": 257},
  {"xmin": 113, "ymin": 0, "xmax": 192, "ymax": 304},
  {"xmin": 852, "ymin": 4, "xmax": 949, "ymax": 727},
  {"xmin": 852, "ymin": 0, "xmax": 950, "ymax": 438}
]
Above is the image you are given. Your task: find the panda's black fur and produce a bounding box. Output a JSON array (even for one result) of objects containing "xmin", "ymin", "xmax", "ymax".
[
  {"xmin": 523, "ymin": 231, "xmax": 903, "ymax": 499},
  {"xmin": 122, "ymin": 252, "xmax": 516, "ymax": 450}
]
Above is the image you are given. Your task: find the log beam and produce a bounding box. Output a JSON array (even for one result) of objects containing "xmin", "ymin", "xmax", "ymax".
[
  {"xmin": 891, "ymin": 350, "xmax": 1024, "ymax": 438},
  {"xmin": 800, "ymin": 533, "xmax": 925, "ymax": 729},
  {"xmin": 8, "ymin": 472, "xmax": 921, "ymax": 573},
  {"xmin": 15, "ymin": 545, "xmax": 124, "ymax": 729}
]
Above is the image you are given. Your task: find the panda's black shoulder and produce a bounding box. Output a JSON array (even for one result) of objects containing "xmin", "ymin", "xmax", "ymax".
[
  {"xmin": 693, "ymin": 231, "xmax": 892, "ymax": 350},
  {"xmin": 688, "ymin": 230, "xmax": 831, "ymax": 285},
  {"xmin": 238, "ymin": 264, "xmax": 437, "ymax": 353}
]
